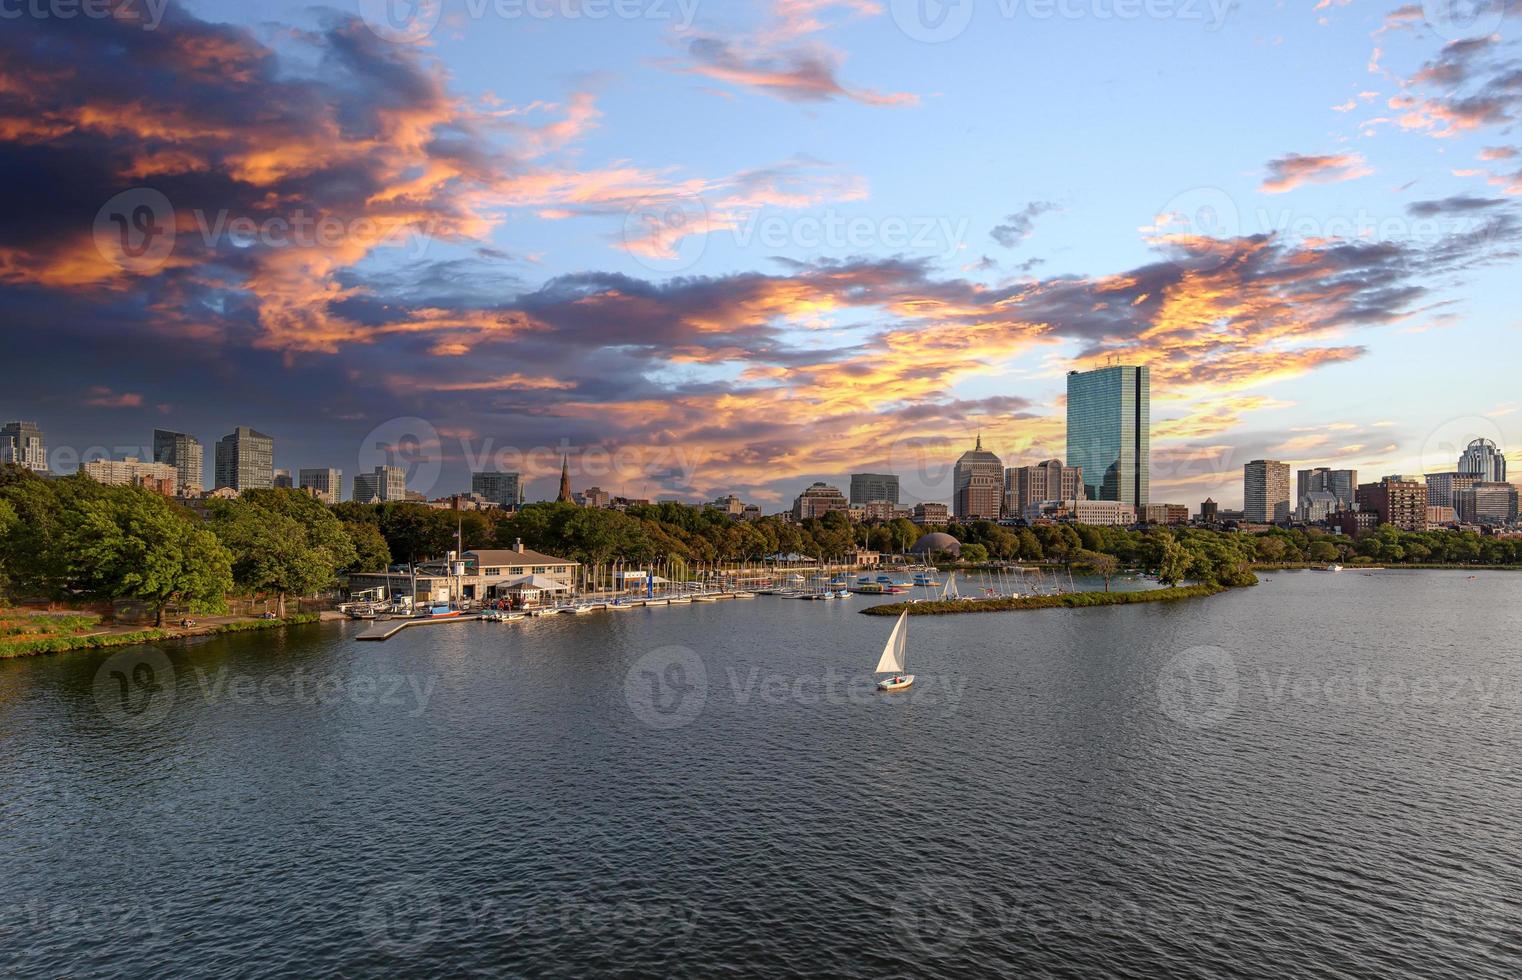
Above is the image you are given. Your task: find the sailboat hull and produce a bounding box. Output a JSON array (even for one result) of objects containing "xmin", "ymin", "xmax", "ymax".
[{"xmin": 876, "ymin": 674, "xmax": 916, "ymax": 692}]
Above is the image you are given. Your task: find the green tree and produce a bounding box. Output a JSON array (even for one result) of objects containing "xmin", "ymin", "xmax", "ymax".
[
  {"xmin": 344, "ymin": 521, "xmax": 392, "ymax": 572},
  {"xmin": 1151, "ymin": 530, "xmax": 1192, "ymax": 586},
  {"xmin": 211, "ymin": 490, "xmax": 357, "ymax": 616},
  {"xmin": 1076, "ymin": 549, "xmax": 1119, "ymax": 591},
  {"xmin": 959, "ymin": 542, "xmax": 990, "ymax": 564}
]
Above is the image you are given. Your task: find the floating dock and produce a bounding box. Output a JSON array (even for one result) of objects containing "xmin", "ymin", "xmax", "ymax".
[{"xmin": 353, "ymin": 592, "xmax": 758, "ymax": 640}]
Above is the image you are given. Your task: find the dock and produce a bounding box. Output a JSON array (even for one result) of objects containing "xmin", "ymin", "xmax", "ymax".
[
  {"xmin": 352, "ymin": 592, "xmax": 758, "ymax": 641},
  {"xmin": 355, "ymin": 615, "xmax": 478, "ymax": 641}
]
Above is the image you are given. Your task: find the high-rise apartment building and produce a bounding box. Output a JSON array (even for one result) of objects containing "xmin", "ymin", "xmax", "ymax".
[
  {"xmin": 213, "ymin": 427, "xmax": 274, "ymax": 492},
  {"xmin": 0, "ymin": 421, "xmax": 47, "ymax": 473},
  {"xmin": 1005, "ymin": 460, "xmax": 1083, "ymax": 515},
  {"xmin": 1424, "ymin": 472, "xmax": 1480, "ymax": 510},
  {"xmin": 152, "ymin": 428, "xmax": 204, "ymax": 493},
  {"xmin": 354, "ymin": 465, "xmax": 407, "ymax": 503},
  {"xmin": 471, "ymin": 471, "xmax": 522, "ymax": 509},
  {"xmin": 1244, "ymin": 460, "xmax": 1292, "ymax": 524},
  {"xmin": 298, "ymin": 468, "xmax": 343, "ymax": 505},
  {"xmin": 1355, "ymin": 478, "xmax": 1428, "ymax": 531},
  {"xmin": 81, "ymin": 457, "xmax": 177, "ymax": 494},
  {"xmin": 1457, "ymin": 438, "xmax": 1507, "ymax": 483},
  {"xmin": 1066, "ymin": 365, "xmax": 1150, "ymax": 507},
  {"xmin": 849, "ymin": 473, "xmax": 900, "ymax": 506},
  {"xmin": 952, "ymin": 435, "xmax": 1003, "ymax": 520}
]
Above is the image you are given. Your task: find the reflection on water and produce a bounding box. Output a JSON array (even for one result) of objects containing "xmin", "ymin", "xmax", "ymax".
[{"xmin": 2, "ymin": 570, "xmax": 1521, "ymax": 977}]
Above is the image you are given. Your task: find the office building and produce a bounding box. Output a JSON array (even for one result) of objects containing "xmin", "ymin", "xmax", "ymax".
[
  {"xmin": 353, "ymin": 465, "xmax": 407, "ymax": 503},
  {"xmin": 1297, "ymin": 467, "xmax": 1356, "ymax": 515},
  {"xmin": 912, "ymin": 502, "xmax": 950, "ymax": 524},
  {"xmin": 1458, "ymin": 438, "xmax": 1507, "ymax": 483},
  {"xmin": 1199, "ymin": 498, "xmax": 1219, "ymax": 523},
  {"xmin": 471, "ymin": 471, "xmax": 522, "ymax": 509},
  {"xmin": 1425, "ymin": 471, "xmax": 1481, "ymax": 510},
  {"xmin": 1456, "ymin": 482, "xmax": 1518, "ymax": 526},
  {"xmin": 1141, "ymin": 503, "xmax": 1190, "ymax": 525},
  {"xmin": 1244, "ymin": 460, "xmax": 1292, "ymax": 523},
  {"xmin": 1066, "ymin": 364, "xmax": 1150, "ymax": 506},
  {"xmin": 1052, "ymin": 499, "xmax": 1136, "ymax": 526},
  {"xmin": 81, "ymin": 457, "xmax": 177, "ymax": 494},
  {"xmin": 1427, "ymin": 505, "xmax": 1456, "ymax": 527},
  {"xmin": 849, "ymin": 473, "xmax": 900, "ymax": 506},
  {"xmin": 273, "ymin": 468, "xmax": 294, "ymax": 489},
  {"xmin": 952, "ymin": 435, "xmax": 1004, "ymax": 520},
  {"xmin": 1331, "ymin": 509, "xmax": 1379, "ymax": 537},
  {"xmin": 152, "ymin": 428, "xmax": 204, "ymax": 493},
  {"xmin": 0, "ymin": 421, "xmax": 47, "ymax": 473},
  {"xmin": 1355, "ymin": 477, "xmax": 1428, "ymax": 531},
  {"xmin": 1297, "ymin": 491, "xmax": 1339, "ymax": 523},
  {"xmin": 579, "ymin": 486, "xmax": 612, "ymax": 508},
  {"xmin": 213, "ymin": 427, "xmax": 274, "ymax": 492},
  {"xmin": 298, "ymin": 468, "xmax": 343, "ymax": 505},
  {"xmin": 793, "ymin": 482, "xmax": 849, "ymax": 520},
  {"xmin": 1005, "ymin": 460, "xmax": 1083, "ymax": 515},
  {"xmin": 709, "ymin": 494, "xmax": 745, "ymax": 516}
]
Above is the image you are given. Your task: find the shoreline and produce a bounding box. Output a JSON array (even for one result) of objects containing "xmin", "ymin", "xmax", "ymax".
[
  {"xmin": 860, "ymin": 582, "xmax": 1231, "ymax": 616},
  {"xmin": 0, "ymin": 612, "xmax": 326, "ymax": 659}
]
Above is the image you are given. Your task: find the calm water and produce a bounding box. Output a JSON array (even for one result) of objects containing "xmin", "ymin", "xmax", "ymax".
[{"xmin": 3, "ymin": 571, "xmax": 1521, "ymax": 978}]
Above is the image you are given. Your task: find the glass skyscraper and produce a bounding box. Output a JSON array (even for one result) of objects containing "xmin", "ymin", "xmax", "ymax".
[{"xmin": 1066, "ymin": 365, "xmax": 1150, "ymax": 507}]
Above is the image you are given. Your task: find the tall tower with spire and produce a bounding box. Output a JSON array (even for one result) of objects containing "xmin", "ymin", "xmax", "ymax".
[
  {"xmin": 557, "ymin": 455, "xmax": 573, "ymax": 503},
  {"xmin": 953, "ymin": 434, "xmax": 1003, "ymax": 520}
]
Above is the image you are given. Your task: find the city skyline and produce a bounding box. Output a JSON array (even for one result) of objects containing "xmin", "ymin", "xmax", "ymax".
[{"xmin": 3, "ymin": 2, "xmax": 1520, "ymax": 507}]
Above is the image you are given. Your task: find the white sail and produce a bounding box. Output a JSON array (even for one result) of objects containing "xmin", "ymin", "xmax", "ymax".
[
  {"xmin": 874, "ymin": 609, "xmax": 908, "ymax": 674},
  {"xmin": 943, "ymin": 573, "xmax": 958, "ymax": 599}
]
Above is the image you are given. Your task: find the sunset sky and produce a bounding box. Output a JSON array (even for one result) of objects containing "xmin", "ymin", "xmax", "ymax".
[{"xmin": 2, "ymin": 0, "xmax": 1519, "ymax": 507}]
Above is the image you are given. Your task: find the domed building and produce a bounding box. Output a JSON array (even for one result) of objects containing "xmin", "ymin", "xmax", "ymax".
[{"xmin": 910, "ymin": 532, "xmax": 961, "ymax": 558}]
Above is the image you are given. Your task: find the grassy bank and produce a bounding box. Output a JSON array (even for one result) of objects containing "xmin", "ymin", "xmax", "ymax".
[
  {"xmin": 0, "ymin": 612, "xmax": 322, "ymax": 659},
  {"xmin": 861, "ymin": 582, "xmax": 1231, "ymax": 616}
]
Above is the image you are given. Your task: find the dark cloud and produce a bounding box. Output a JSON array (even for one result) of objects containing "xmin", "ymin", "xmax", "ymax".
[{"xmin": 990, "ymin": 202, "xmax": 1059, "ymax": 248}]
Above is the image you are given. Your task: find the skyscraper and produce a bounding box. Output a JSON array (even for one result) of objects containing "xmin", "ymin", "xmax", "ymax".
[
  {"xmin": 1004, "ymin": 459, "xmax": 1083, "ymax": 516},
  {"xmin": 213, "ymin": 427, "xmax": 274, "ymax": 491},
  {"xmin": 471, "ymin": 471, "xmax": 522, "ymax": 508},
  {"xmin": 1066, "ymin": 365, "xmax": 1150, "ymax": 507},
  {"xmin": 849, "ymin": 472, "xmax": 900, "ymax": 506},
  {"xmin": 952, "ymin": 435, "xmax": 1003, "ymax": 520},
  {"xmin": 153, "ymin": 428, "xmax": 204, "ymax": 493},
  {"xmin": 0, "ymin": 421, "xmax": 47, "ymax": 473},
  {"xmin": 1244, "ymin": 460, "xmax": 1292, "ymax": 524},
  {"xmin": 1296, "ymin": 467, "xmax": 1356, "ymax": 515},
  {"xmin": 1458, "ymin": 438, "xmax": 1507, "ymax": 483},
  {"xmin": 353, "ymin": 465, "xmax": 406, "ymax": 503}
]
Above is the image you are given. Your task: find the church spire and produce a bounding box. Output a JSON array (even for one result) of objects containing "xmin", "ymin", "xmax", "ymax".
[{"xmin": 557, "ymin": 455, "xmax": 573, "ymax": 503}]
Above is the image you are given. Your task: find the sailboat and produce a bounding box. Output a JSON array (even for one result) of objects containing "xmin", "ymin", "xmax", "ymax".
[{"xmin": 874, "ymin": 609, "xmax": 914, "ymax": 691}]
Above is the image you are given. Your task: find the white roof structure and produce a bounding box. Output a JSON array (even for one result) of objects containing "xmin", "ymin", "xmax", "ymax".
[{"xmin": 502, "ymin": 574, "xmax": 572, "ymax": 592}]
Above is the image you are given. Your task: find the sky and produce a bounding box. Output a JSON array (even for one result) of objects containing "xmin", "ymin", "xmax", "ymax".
[{"xmin": 2, "ymin": 0, "xmax": 1520, "ymax": 508}]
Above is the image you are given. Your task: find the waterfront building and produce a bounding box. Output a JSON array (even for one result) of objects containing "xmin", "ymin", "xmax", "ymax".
[
  {"xmin": 1297, "ymin": 467, "xmax": 1356, "ymax": 515},
  {"xmin": 1457, "ymin": 438, "xmax": 1507, "ymax": 483},
  {"xmin": 1005, "ymin": 460, "xmax": 1083, "ymax": 516},
  {"xmin": 1199, "ymin": 498, "xmax": 1219, "ymax": 523},
  {"xmin": 1244, "ymin": 460, "xmax": 1292, "ymax": 524},
  {"xmin": 353, "ymin": 465, "xmax": 407, "ymax": 503},
  {"xmin": 912, "ymin": 502, "xmax": 950, "ymax": 524},
  {"xmin": 1455, "ymin": 482, "xmax": 1519, "ymax": 526},
  {"xmin": 910, "ymin": 532, "xmax": 961, "ymax": 558},
  {"xmin": 213, "ymin": 426, "xmax": 274, "ymax": 491},
  {"xmin": 0, "ymin": 421, "xmax": 47, "ymax": 473},
  {"xmin": 346, "ymin": 540, "xmax": 579, "ymax": 606},
  {"xmin": 952, "ymin": 435, "xmax": 1004, "ymax": 520},
  {"xmin": 1070, "ymin": 499, "xmax": 1137, "ymax": 526},
  {"xmin": 1355, "ymin": 478, "xmax": 1428, "ymax": 531},
  {"xmin": 1424, "ymin": 471, "xmax": 1480, "ymax": 510},
  {"xmin": 471, "ymin": 471, "xmax": 522, "ymax": 509},
  {"xmin": 793, "ymin": 481, "xmax": 849, "ymax": 520},
  {"xmin": 273, "ymin": 468, "xmax": 294, "ymax": 489},
  {"xmin": 152, "ymin": 428, "xmax": 204, "ymax": 493},
  {"xmin": 298, "ymin": 468, "xmax": 343, "ymax": 505},
  {"xmin": 849, "ymin": 473, "xmax": 900, "ymax": 506},
  {"xmin": 1066, "ymin": 364, "xmax": 1150, "ymax": 507},
  {"xmin": 81, "ymin": 456, "xmax": 177, "ymax": 494}
]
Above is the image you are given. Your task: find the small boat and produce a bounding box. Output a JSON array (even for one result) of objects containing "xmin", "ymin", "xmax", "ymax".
[
  {"xmin": 732, "ymin": 591, "xmax": 756, "ymax": 599},
  {"xmin": 692, "ymin": 594, "xmax": 718, "ymax": 603},
  {"xmin": 419, "ymin": 604, "xmax": 462, "ymax": 620},
  {"xmin": 668, "ymin": 596, "xmax": 692, "ymax": 605},
  {"xmin": 1318, "ymin": 563, "xmax": 1343, "ymax": 572},
  {"xmin": 874, "ymin": 609, "xmax": 914, "ymax": 692}
]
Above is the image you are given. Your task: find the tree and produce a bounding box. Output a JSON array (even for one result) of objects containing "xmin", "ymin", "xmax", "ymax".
[
  {"xmin": 64, "ymin": 486, "xmax": 233, "ymax": 625},
  {"xmin": 210, "ymin": 490, "xmax": 357, "ymax": 616},
  {"xmin": 1150, "ymin": 530, "xmax": 1192, "ymax": 586},
  {"xmin": 959, "ymin": 542, "xmax": 990, "ymax": 564},
  {"xmin": 344, "ymin": 521, "xmax": 392, "ymax": 572},
  {"xmin": 1076, "ymin": 549, "xmax": 1119, "ymax": 591}
]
